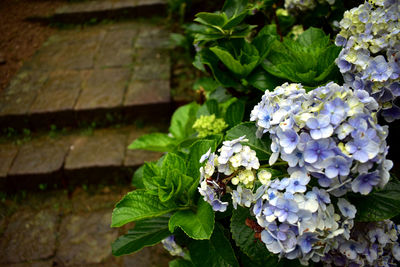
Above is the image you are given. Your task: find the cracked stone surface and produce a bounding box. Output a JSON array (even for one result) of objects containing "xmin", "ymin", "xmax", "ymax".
[
  {"xmin": 0, "ymin": 143, "xmax": 19, "ymax": 178},
  {"xmin": 0, "ymin": 210, "xmax": 58, "ymax": 263},
  {"xmin": 75, "ymin": 68, "xmax": 130, "ymax": 110},
  {"xmin": 56, "ymin": 209, "xmax": 118, "ymax": 266},
  {"xmin": 9, "ymin": 137, "xmax": 71, "ymax": 175}
]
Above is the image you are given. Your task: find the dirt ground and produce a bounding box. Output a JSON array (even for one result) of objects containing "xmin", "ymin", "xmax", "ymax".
[{"xmin": 0, "ymin": 0, "xmax": 65, "ymax": 92}]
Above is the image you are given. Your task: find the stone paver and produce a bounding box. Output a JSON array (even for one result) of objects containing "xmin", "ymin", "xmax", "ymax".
[
  {"xmin": 75, "ymin": 68, "xmax": 131, "ymax": 110},
  {"xmin": 0, "ymin": 144, "xmax": 19, "ymax": 178},
  {"xmin": 95, "ymin": 28, "xmax": 139, "ymax": 68},
  {"xmin": 30, "ymin": 70, "xmax": 88, "ymax": 114},
  {"xmin": 9, "ymin": 137, "xmax": 70, "ymax": 176},
  {"xmin": 0, "ymin": 91, "xmax": 38, "ymax": 116},
  {"xmin": 124, "ymin": 79, "xmax": 170, "ymax": 106},
  {"xmin": 54, "ymin": 0, "xmax": 167, "ymax": 18},
  {"xmin": 132, "ymin": 62, "xmax": 170, "ymax": 81},
  {"xmin": 56, "ymin": 209, "xmax": 118, "ymax": 266},
  {"xmin": 0, "ymin": 210, "xmax": 58, "ymax": 263},
  {"xmin": 0, "ymin": 22, "xmax": 171, "ymax": 129},
  {"xmin": 65, "ymin": 129, "xmax": 126, "ymax": 170}
]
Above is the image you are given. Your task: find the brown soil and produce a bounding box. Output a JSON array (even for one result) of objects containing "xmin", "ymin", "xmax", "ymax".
[{"xmin": 0, "ymin": 0, "xmax": 66, "ymax": 92}]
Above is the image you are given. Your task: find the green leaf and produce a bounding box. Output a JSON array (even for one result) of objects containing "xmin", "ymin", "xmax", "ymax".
[
  {"xmin": 111, "ymin": 190, "xmax": 177, "ymax": 227},
  {"xmin": 247, "ymin": 68, "xmax": 283, "ymax": 91},
  {"xmin": 169, "ymin": 259, "xmax": 195, "ymax": 267},
  {"xmin": 222, "ymin": 0, "xmax": 248, "ymax": 19},
  {"xmin": 169, "ymin": 199, "xmax": 215, "ymax": 240},
  {"xmin": 210, "ymin": 46, "xmax": 246, "ymax": 76},
  {"xmin": 225, "ymin": 100, "xmax": 245, "ymax": 127},
  {"xmin": 231, "ymin": 206, "xmax": 276, "ymax": 265},
  {"xmin": 161, "ymin": 153, "xmax": 186, "ymax": 175},
  {"xmin": 193, "ymin": 77, "xmax": 219, "ymax": 92},
  {"xmin": 189, "ymin": 223, "xmax": 239, "ymax": 267},
  {"xmin": 262, "ymin": 27, "xmax": 340, "ymax": 87},
  {"xmin": 186, "ymin": 139, "xmax": 217, "ymax": 197},
  {"xmin": 195, "ymin": 12, "xmax": 227, "ymax": 27},
  {"xmin": 351, "ymin": 178, "xmax": 400, "ymax": 222},
  {"xmin": 112, "ymin": 214, "xmax": 171, "ymax": 256},
  {"xmin": 198, "ymin": 49, "xmax": 239, "ymax": 88},
  {"xmin": 128, "ymin": 133, "xmax": 176, "ymax": 152},
  {"xmin": 206, "ymin": 99, "xmax": 219, "ymax": 116},
  {"xmin": 132, "ymin": 165, "xmax": 145, "ymax": 189},
  {"xmin": 142, "ymin": 162, "xmax": 161, "ymax": 193},
  {"xmin": 170, "ymin": 102, "xmax": 200, "ymax": 140},
  {"xmin": 297, "ymin": 27, "xmax": 330, "ymax": 49},
  {"xmin": 226, "ymin": 122, "xmax": 272, "ymax": 160}
]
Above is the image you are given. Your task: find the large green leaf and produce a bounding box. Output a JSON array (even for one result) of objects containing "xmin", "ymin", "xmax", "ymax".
[
  {"xmin": 210, "ymin": 47, "xmax": 246, "ymax": 77},
  {"xmin": 161, "ymin": 153, "xmax": 186, "ymax": 175},
  {"xmin": 111, "ymin": 190, "xmax": 177, "ymax": 227},
  {"xmin": 169, "ymin": 199, "xmax": 215, "ymax": 240},
  {"xmin": 225, "ymin": 100, "xmax": 245, "ymax": 127},
  {"xmin": 132, "ymin": 165, "xmax": 145, "ymax": 189},
  {"xmin": 222, "ymin": 0, "xmax": 248, "ymax": 19},
  {"xmin": 195, "ymin": 12, "xmax": 227, "ymax": 27},
  {"xmin": 351, "ymin": 178, "xmax": 400, "ymax": 222},
  {"xmin": 128, "ymin": 133, "xmax": 177, "ymax": 152},
  {"xmin": 170, "ymin": 103, "xmax": 200, "ymax": 140},
  {"xmin": 247, "ymin": 68, "xmax": 283, "ymax": 91},
  {"xmin": 231, "ymin": 206, "xmax": 276, "ymax": 265},
  {"xmin": 210, "ymin": 45, "xmax": 259, "ymax": 77},
  {"xmin": 198, "ymin": 49, "xmax": 239, "ymax": 88},
  {"xmin": 112, "ymin": 214, "xmax": 171, "ymax": 256},
  {"xmin": 262, "ymin": 27, "xmax": 341, "ymax": 87},
  {"xmin": 189, "ymin": 223, "xmax": 239, "ymax": 267},
  {"xmin": 226, "ymin": 122, "xmax": 272, "ymax": 160}
]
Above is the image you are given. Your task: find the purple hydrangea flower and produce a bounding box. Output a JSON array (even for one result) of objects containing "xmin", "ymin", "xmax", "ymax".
[
  {"xmin": 298, "ymin": 232, "xmax": 319, "ymax": 254},
  {"xmin": 306, "ymin": 115, "xmax": 334, "ymax": 140},
  {"xmin": 286, "ymin": 172, "xmax": 310, "ymax": 194},
  {"xmin": 322, "ymin": 155, "xmax": 351, "ymax": 178},
  {"xmin": 274, "ymin": 197, "xmax": 299, "ymax": 224},
  {"xmin": 277, "ymin": 128, "xmax": 299, "ymax": 154},
  {"xmin": 303, "ymin": 139, "xmax": 334, "ymax": 164},
  {"xmin": 351, "ymin": 171, "xmax": 380, "ymax": 195},
  {"xmin": 320, "ymin": 98, "xmax": 349, "ymax": 125},
  {"xmin": 337, "ymin": 198, "xmax": 357, "ymax": 219}
]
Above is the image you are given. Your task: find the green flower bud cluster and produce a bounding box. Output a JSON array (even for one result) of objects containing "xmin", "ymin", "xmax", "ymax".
[{"xmin": 192, "ymin": 114, "xmax": 228, "ymax": 138}]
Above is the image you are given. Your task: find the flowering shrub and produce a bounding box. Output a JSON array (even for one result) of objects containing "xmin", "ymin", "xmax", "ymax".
[{"xmin": 111, "ymin": 0, "xmax": 400, "ymax": 266}]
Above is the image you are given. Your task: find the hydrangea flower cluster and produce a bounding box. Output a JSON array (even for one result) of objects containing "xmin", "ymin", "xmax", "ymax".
[
  {"xmin": 253, "ymin": 174, "xmax": 357, "ymax": 264},
  {"xmin": 284, "ymin": 0, "xmax": 335, "ymax": 12},
  {"xmin": 335, "ymin": 0, "xmax": 400, "ymax": 122},
  {"xmin": 161, "ymin": 235, "xmax": 185, "ymax": 257},
  {"xmin": 198, "ymin": 136, "xmax": 260, "ymax": 212},
  {"xmin": 192, "ymin": 114, "xmax": 228, "ymax": 138},
  {"xmin": 250, "ymin": 82, "xmax": 392, "ymax": 197},
  {"xmin": 322, "ymin": 220, "xmax": 400, "ymax": 266}
]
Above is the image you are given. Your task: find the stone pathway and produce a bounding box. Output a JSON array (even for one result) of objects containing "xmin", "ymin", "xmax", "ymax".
[
  {"xmin": 53, "ymin": 0, "xmax": 167, "ymax": 24},
  {"xmin": 0, "ymin": 0, "xmax": 178, "ymax": 264},
  {"xmin": 0, "ymin": 185, "xmax": 174, "ymax": 266},
  {"xmin": 0, "ymin": 21, "xmax": 171, "ymax": 129},
  {"xmin": 0, "ymin": 125, "xmax": 164, "ymax": 191}
]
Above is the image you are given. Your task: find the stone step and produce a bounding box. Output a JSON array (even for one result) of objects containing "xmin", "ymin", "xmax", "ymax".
[
  {"xmin": 0, "ymin": 125, "xmax": 164, "ymax": 192},
  {"xmin": 50, "ymin": 0, "xmax": 167, "ymax": 24},
  {"xmin": 0, "ymin": 22, "xmax": 172, "ymax": 130}
]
